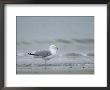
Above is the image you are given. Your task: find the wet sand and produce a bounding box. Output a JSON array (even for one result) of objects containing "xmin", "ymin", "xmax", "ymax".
[{"xmin": 16, "ymin": 51, "xmax": 94, "ymax": 74}]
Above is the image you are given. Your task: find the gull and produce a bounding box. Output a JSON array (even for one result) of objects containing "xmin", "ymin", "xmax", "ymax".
[{"xmin": 28, "ymin": 45, "xmax": 58, "ymax": 70}]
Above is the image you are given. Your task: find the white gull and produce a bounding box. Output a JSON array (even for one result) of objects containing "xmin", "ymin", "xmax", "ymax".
[{"xmin": 28, "ymin": 45, "xmax": 58, "ymax": 70}]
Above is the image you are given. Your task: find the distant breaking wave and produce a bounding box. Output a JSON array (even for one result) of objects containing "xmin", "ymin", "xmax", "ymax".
[
  {"xmin": 17, "ymin": 38, "xmax": 94, "ymax": 46},
  {"xmin": 64, "ymin": 52, "xmax": 94, "ymax": 57},
  {"xmin": 72, "ymin": 39, "xmax": 94, "ymax": 44},
  {"xmin": 55, "ymin": 39, "xmax": 72, "ymax": 44},
  {"xmin": 17, "ymin": 41, "xmax": 31, "ymax": 45},
  {"xmin": 87, "ymin": 53, "xmax": 94, "ymax": 56},
  {"xmin": 64, "ymin": 52, "xmax": 87, "ymax": 57}
]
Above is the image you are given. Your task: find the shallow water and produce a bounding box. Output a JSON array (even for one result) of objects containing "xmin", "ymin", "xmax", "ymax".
[{"xmin": 16, "ymin": 39, "xmax": 94, "ymax": 74}]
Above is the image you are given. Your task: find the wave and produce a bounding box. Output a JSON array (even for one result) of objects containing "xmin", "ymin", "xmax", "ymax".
[
  {"xmin": 17, "ymin": 52, "xmax": 28, "ymax": 56},
  {"xmin": 33, "ymin": 40, "xmax": 54, "ymax": 44},
  {"xmin": 64, "ymin": 52, "xmax": 87, "ymax": 57},
  {"xmin": 17, "ymin": 39, "xmax": 72, "ymax": 45},
  {"xmin": 87, "ymin": 53, "xmax": 94, "ymax": 56},
  {"xmin": 17, "ymin": 38, "xmax": 94, "ymax": 46},
  {"xmin": 72, "ymin": 39, "xmax": 94, "ymax": 44},
  {"xmin": 17, "ymin": 41, "xmax": 30, "ymax": 45},
  {"xmin": 55, "ymin": 39, "xmax": 72, "ymax": 44},
  {"xmin": 64, "ymin": 52, "xmax": 94, "ymax": 57}
]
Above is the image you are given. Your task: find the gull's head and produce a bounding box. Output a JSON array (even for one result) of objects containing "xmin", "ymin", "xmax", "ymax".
[
  {"xmin": 49, "ymin": 45, "xmax": 58, "ymax": 50},
  {"xmin": 49, "ymin": 45, "xmax": 58, "ymax": 55}
]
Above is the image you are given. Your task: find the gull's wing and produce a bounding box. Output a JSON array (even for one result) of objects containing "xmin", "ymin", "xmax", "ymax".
[{"xmin": 34, "ymin": 50, "xmax": 52, "ymax": 57}]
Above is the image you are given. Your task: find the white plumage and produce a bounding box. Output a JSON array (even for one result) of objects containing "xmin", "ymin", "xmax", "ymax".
[{"xmin": 28, "ymin": 45, "xmax": 58, "ymax": 70}]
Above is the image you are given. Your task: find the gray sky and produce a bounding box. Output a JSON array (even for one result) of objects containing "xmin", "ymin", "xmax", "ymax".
[{"xmin": 17, "ymin": 16, "xmax": 94, "ymax": 41}]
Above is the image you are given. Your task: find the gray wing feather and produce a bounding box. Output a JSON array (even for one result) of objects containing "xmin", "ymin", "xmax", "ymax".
[{"xmin": 34, "ymin": 50, "xmax": 52, "ymax": 57}]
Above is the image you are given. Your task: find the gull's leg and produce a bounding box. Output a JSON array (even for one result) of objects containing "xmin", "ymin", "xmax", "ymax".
[
  {"xmin": 31, "ymin": 59, "xmax": 34, "ymax": 71},
  {"xmin": 45, "ymin": 59, "xmax": 47, "ymax": 70}
]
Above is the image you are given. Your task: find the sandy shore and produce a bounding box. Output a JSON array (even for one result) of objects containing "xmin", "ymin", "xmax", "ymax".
[{"xmin": 17, "ymin": 60, "xmax": 94, "ymax": 74}]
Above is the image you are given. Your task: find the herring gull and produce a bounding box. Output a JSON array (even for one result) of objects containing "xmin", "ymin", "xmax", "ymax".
[{"xmin": 28, "ymin": 45, "xmax": 58, "ymax": 70}]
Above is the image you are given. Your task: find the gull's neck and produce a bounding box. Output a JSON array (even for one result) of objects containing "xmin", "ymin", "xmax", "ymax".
[{"xmin": 49, "ymin": 48, "xmax": 57, "ymax": 55}]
